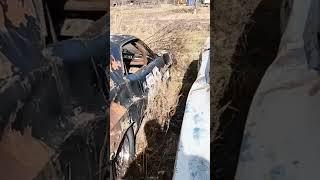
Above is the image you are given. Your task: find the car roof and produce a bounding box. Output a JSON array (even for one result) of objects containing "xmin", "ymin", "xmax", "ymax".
[{"xmin": 110, "ymin": 34, "xmax": 137, "ymax": 46}]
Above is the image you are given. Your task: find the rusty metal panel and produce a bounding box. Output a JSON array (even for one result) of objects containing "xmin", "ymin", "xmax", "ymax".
[{"xmin": 110, "ymin": 101, "xmax": 127, "ymax": 130}]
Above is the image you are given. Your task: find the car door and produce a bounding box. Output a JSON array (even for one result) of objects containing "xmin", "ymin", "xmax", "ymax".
[{"xmin": 121, "ymin": 39, "xmax": 167, "ymax": 130}]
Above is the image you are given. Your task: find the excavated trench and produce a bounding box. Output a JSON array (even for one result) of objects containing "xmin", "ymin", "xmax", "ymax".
[{"xmin": 213, "ymin": 0, "xmax": 283, "ymax": 179}]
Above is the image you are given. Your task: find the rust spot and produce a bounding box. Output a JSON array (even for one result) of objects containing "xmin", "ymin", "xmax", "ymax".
[
  {"xmin": 110, "ymin": 121, "xmax": 122, "ymax": 157},
  {"xmin": 4, "ymin": 0, "xmax": 36, "ymax": 27},
  {"xmin": 110, "ymin": 101, "xmax": 127, "ymax": 130},
  {"xmin": 111, "ymin": 55, "xmax": 121, "ymax": 71},
  {"xmin": 110, "ymin": 102, "xmax": 128, "ymax": 156},
  {"xmin": 0, "ymin": 127, "xmax": 53, "ymax": 180}
]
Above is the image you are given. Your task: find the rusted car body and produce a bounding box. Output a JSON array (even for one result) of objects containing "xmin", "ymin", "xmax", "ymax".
[
  {"xmin": 109, "ymin": 34, "xmax": 174, "ymax": 178},
  {"xmin": 0, "ymin": 0, "xmax": 108, "ymax": 179}
]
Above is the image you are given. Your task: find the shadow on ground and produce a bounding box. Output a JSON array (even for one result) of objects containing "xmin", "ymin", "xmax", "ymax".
[{"xmin": 123, "ymin": 60, "xmax": 199, "ymax": 179}]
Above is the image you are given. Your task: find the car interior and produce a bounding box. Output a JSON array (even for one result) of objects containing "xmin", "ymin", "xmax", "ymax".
[{"xmin": 122, "ymin": 41, "xmax": 153, "ymax": 74}]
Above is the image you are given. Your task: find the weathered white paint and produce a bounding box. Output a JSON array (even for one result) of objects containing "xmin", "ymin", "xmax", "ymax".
[
  {"xmin": 145, "ymin": 66, "xmax": 164, "ymax": 106},
  {"xmin": 173, "ymin": 37, "xmax": 210, "ymax": 180},
  {"xmin": 236, "ymin": 0, "xmax": 320, "ymax": 179},
  {"xmin": 203, "ymin": 0, "xmax": 210, "ymax": 4}
]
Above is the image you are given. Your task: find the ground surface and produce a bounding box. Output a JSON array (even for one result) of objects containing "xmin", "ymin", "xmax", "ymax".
[{"xmin": 111, "ymin": 4, "xmax": 210, "ymax": 179}]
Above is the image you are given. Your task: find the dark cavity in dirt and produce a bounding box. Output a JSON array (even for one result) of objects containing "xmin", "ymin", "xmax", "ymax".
[{"xmin": 213, "ymin": 0, "xmax": 282, "ymax": 179}]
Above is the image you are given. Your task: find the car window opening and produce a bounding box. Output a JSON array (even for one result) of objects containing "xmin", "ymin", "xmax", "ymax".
[{"xmin": 122, "ymin": 41, "xmax": 152, "ymax": 75}]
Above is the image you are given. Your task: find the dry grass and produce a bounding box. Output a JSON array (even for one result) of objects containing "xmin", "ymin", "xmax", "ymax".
[
  {"xmin": 212, "ymin": 0, "xmax": 262, "ymax": 138},
  {"xmin": 111, "ymin": 4, "xmax": 209, "ymax": 178},
  {"xmin": 212, "ymin": 1, "xmax": 285, "ymax": 178}
]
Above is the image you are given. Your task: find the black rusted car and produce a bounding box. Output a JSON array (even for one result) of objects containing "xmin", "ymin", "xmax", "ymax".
[
  {"xmin": 0, "ymin": 1, "xmax": 109, "ymax": 179},
  {"xmin": 110, "ymin": 34, "xmax": 174, "ymax": 178}
]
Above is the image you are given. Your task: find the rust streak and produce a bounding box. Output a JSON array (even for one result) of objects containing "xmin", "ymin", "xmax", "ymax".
[
  {"xmin": 110, "ymin": 101, "xmax": 126, "ymax": 130},
  {"xmin": 110, "ymin": 122, "xmax": 122, "ymax": 157},
  {"xmin": 110, "ymin": 101, "xmax": 127, "ymax": 156}
]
